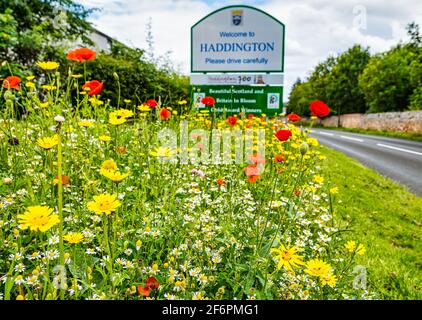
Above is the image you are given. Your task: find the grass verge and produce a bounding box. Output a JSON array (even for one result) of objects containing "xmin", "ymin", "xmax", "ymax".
[
  {"xmin": 320, "ymin": 146, "xmax": 422, "ymax": 299},
  {"xmin": 309, "ymin": 125, "xmax": 422, "ymax": 142}
]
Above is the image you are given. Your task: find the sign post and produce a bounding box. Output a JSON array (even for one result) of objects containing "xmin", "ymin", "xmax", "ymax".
[{"xmin": 190, "ymin": 5, "xmax": 285, "ymax": 115}]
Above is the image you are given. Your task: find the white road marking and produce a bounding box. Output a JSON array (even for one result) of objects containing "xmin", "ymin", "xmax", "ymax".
[
  {"xmin": 377, "ymin": 143, "xmax": 422, "ymax": 156},
  {"xmin": 340, "ymin": 135, "xmax": 364, "ymax": 142},
  {"xmin": 316, "ymin": 131, "xmax": 334, "ymax": 136}
]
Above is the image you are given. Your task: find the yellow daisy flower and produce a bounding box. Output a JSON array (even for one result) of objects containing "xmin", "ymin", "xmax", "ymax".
[
  {"xmin": 270, "ymin": 244, "xmax": 304, "ymax": 272},
  {"xmin": 87, "ymin": 193, "xmax": 121, "ymax": 215},
  {"xmin": 41, "ymin": 85, "xmax": 57, "ymax": 91},
  {"xmin": 304, "ymin": 259, "xmax": 331, "ymax": 278},
  {"xmin": 78, "ymin": 120, "xmax": 95, "ymax": 127},
  {"xmin": 115, "ymin": 109, "xmax": 134, "ymax": 119},
  {"xmin": 17, "ymin": 206, "xmax": 59, "ymax": 232},
  {"xmin": 36, "ymin": 61, "xmax": 60, "ymax": 71},
  {"xmin": 109, "ymin": 112, "xmax": 127, "ymax": 125},
  {"xmin": 39, "ymin": 102, "xmax": 49, "ymax": 109},
  {"xmin": 314, "ymin": 175, "xmax": 324, "ymax": 184},
  {"xmin": 37, "ymin": 135, "xmax": 59, "ymax": 150},
  {"xmin": 138, "ymin": 104, "xmax": 151, "ymax": 112},
  {"xmin": 64, "ymin": 232, "xmax": 84, "ymax": 244},
  {"xmin": 99, "ymin": 135, "xmax": 112, "ymax": 142},
  {"xmin": 330, "ymin": 187, "xmax": 339, "ymax": 194},
  {"xmin": 150, "ymin": 147, "xmax": 174, "ymax": 158},
  {"xmin": 320, "ymin": 272, "xmax": 337, "ymax": 287},
  {"xmin": 101, "ymin": 159, "xmax": 117, "ymax": 171},
  {"xmin": 100, "ymin": 169, "xmax": 129, "ymax": 183}
]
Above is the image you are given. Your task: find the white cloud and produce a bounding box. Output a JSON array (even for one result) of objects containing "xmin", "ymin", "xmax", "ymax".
[{"xmin": 77, "ymin": 0, "xmax": 422, "ymax": 100}]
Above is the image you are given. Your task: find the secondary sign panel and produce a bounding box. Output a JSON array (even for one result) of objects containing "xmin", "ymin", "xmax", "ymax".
[
  {"xmin": 191, "ymin": 6, "xmax": 285, "ymax": 72},
  {"xmin": 193, "ymin": 85, "xmax": 283, "ymax": 115},
  {"xmin": 190, "ymin": 74, "xmax": 284, "ymax": 85}
]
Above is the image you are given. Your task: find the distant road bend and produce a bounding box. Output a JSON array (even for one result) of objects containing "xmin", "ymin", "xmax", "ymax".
[{"xmin": 309, "ymin": 128, "xmax": 422, "ymax": 197}]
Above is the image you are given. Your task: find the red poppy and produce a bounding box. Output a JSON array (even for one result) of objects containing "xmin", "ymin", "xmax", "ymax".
[
  {"xmin": 244, "ymin": 165, "xmax": 261, "ymax": 183},
  {"xmin": 248, "ymin": 154, "xmax": 266, "ymax": 165},
  {"xmin": 116, "ymin": 146, "xmax": 127, "ymax": 154},
  {"xmin": 274, "ymin": 154, "xmax": 285, "ymax": 163},
  {"xmin": 310, "ymin": 100, "xmax": 330, "ymax": 118},
  {"xmin": 82, "ymin": 80, "xmax": 103, "ymax": 96},
  {"xmin": 146, "ymin": 99, "xmax": 158, "ymax": 108},
  {"xmin": 53, "ymin": 175, "xmax": 70, "ymax": 186},
  {"xmin": 276, "ymin": 167, "xmax": 285, "ymax": 174},
  {"xmin": 3, "ymin": 76, "xmax": 21, "ymax": 90},
  {"xmin": 201, "ymin": 96, "xmax": 215, "ymax": 107},
  {"xmin": 287, "ymin": 113, "xmax": 301, "ymax": 122},
  {"xmin": 67, "ymin": 48, "xmax": 96, "ymax": 62},
  {"xmin": 137, "ymin": 285, "xmax": 151, "ymax": 297},
  {"xmin": 227, "ymin": 116, "xmax": 238, "ymax": 126},
  {"xmin": 274, "ymin": 129, "xmax": 292, "ymax": 142},
  {"xmin": 294, "ymin": 189, "xmax": 301, "ymax": 197},
  {"xmin": 247, "ymin": 114, "xmax": 254, "ymax": 119},
  {"xmin": 146, "ymin": 276, "xmax": 159, "ymax": 290},
  {"xmin": 216, "ymin": 178, "xmax": 225, "ymax": 186},
  {"xmin": 160, "ymin": 108, "xmax": 171, "ymax": 120}
]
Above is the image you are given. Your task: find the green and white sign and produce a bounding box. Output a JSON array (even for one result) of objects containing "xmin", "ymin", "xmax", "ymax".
[
  {"xmin": 191, "ymin": 5, "xmax": 285, "ymax": 72},
  {"xmin": 193, "ymin": 85, "xmax": 283, "ymax": 115},
  {"xmin": 190, "ymin": 5, "xmax": 285, "ymax": 115}
]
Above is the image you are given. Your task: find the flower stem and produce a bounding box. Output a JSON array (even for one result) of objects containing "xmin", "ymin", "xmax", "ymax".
[{"xmin": 57, "ymin": 134, "xmax": 65, "ymax": 300}]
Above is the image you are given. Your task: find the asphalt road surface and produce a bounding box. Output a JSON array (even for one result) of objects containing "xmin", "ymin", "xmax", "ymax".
[{"xmin": 309, "ymin": 128, "xmax": 422, "ymax": 197}]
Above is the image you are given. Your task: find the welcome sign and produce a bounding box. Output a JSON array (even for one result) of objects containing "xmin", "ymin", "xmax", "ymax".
[
  {"xmin": 190, "ymin": 5, "xmax": 285, "ymax": 115},
  {"xmin": 191, "ymin": 6, "xmax": 285, "ymax": 72}
]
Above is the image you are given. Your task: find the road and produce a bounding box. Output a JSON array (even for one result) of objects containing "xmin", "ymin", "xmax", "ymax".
[{"xmin": 309, "ymin": 128, "xmax": 422, "ymax": 197}]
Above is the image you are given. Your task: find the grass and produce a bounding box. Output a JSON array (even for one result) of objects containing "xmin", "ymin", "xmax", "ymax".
[
  {"xmin": 308, "ymin": 125, "xmax": 422, "ymax": 142},
  {"xmin": 320, "ymin": 146, "xmax": 422, "ymax": 299}
]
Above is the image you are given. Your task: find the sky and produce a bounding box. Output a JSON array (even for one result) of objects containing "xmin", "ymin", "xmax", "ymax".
[{"xmin": 76, "ymin": 0, "xmax": 422, "ymax": 101}]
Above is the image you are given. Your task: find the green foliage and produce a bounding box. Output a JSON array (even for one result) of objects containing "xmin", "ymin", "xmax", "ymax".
[
  {"xmin": 287, "ymin": 79, "xmax": 314, "ymax": 116},
  {"xmin": 0, "ymin": 0, "xmax": 94, "ymax": 66},
  {"xmin": 288, "ymin": 23, "xmax": 421, "ymax": 115},
  {"xmin": 307, "ymin": 56, "xmax": 336, "ymax": 104},
  {"xmin": 320, "ymin": 146, "xmax": 422, "ymax": 299},
  {"xmin": 327, "ymin": 45, "xmax": 370, "ymax": 114},
  {"xmin": 288, "ymin": 46, "xmax": 370, "ymax": 116},
  {"xmin": 78, "ymin": 42, "xmax": 189, "ymax": 106},
  {"xmin": 358, "ymin": 45, "xmax": 418, "ymax": 113},
  {"xmin": 0, "ymin": 8, "xmax": 17, "ymax": 49},
  {"xmin": 0, "ymin": 0, "xmax": 189, "ymax": 108}
]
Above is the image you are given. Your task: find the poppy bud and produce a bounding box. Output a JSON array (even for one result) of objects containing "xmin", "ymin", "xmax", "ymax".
[
  {"xmin": 6, "ymin": 99, "xmax": 13, "ymax": 109},
  {"xmin": 300, "ymin": 142, "xmax": 309, "ymax": 155},
  {"xmin": 113, "ymin": 72, "xmax": 119, "ymax": 81},
  {"xmin": 8, "ymin": 137, "xmax": 19, "ymax": 146},
  {"xmin": 4, "ymin": 90, "xmax": 14, "ymax": 100}
]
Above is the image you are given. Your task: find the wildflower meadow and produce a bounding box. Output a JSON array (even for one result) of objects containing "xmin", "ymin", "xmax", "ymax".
[{"xmin": 0, "ymin": 48, "xmax": 373, "ymax": 301}]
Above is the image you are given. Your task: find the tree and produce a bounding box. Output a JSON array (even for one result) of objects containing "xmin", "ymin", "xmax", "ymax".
[
  {"xmin": 326, "ymin": 45, "xmax": 371, "ymax": 115},
  {"xmin": 80, "ymin": 42, "xmax": 189, "ymax": 107},
  {"xmin": 359, "ymin": 45, "xmax": 417, "ymax": 113},
  {"xmin": 0, "ymin": 0, "xmax": 94, "ymax": 67},
  {"xmin": 308, "ymin": 56, "xmax": 336, "ymax": 104},
  {"xmin": 407, "ymin": 22, "xmax": 422, "ymax": 110},
  {"xmin": 407, "ymin": 22, "xmax": 422, "ymax": 46},
  {"xmin": 287, "ymin": 79, "xmax": 314, "ymax": 116}
]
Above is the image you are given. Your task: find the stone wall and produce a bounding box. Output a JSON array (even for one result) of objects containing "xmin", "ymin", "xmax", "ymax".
[{"xmin": 314, "ymin": 111, "xmax": 422, "ymax": 134}]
